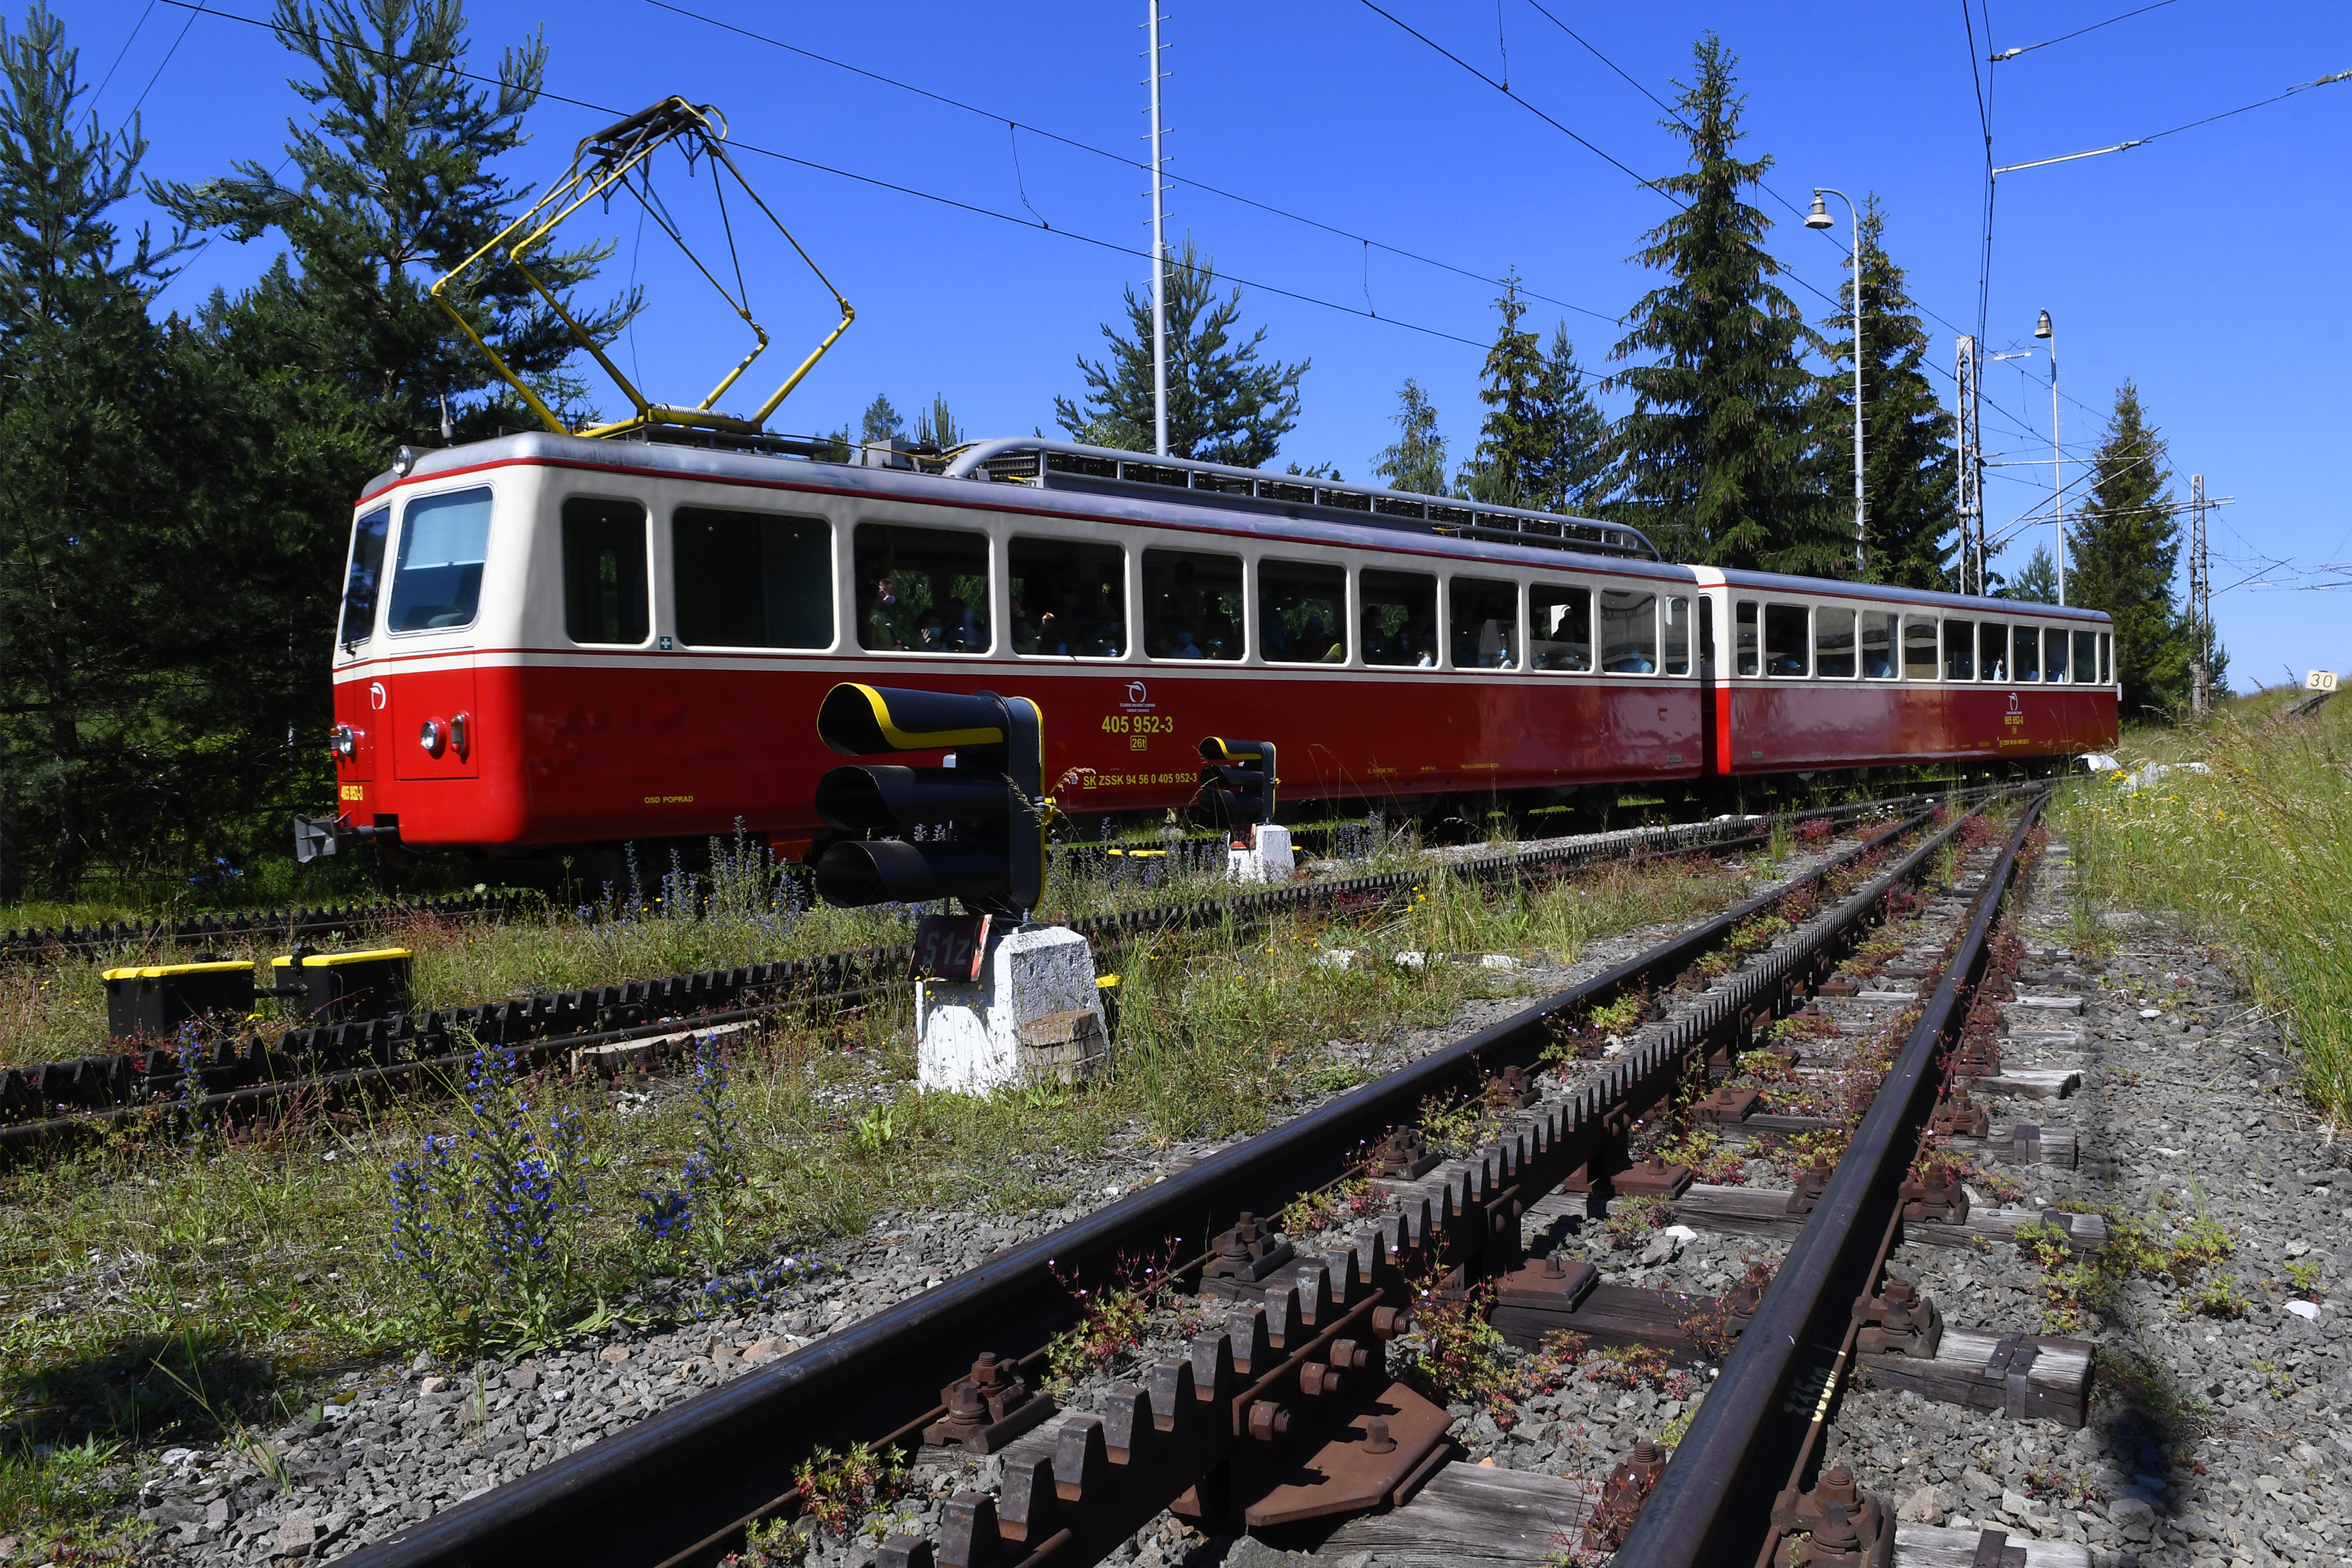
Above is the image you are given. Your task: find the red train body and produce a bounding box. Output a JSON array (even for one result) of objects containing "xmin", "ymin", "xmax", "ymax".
[{"xmin": 316, "ymin": 434, "xmax": 2117, "ymax": 868}]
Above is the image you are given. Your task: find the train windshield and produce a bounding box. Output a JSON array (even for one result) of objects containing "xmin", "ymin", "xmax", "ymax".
[
  {"xmin": 388, "ymin": 487, "xmax": 492, "ymax": 632},
  {"xmin": 339, "ymin": 506, "xmax": 390, "ymax": 648}
]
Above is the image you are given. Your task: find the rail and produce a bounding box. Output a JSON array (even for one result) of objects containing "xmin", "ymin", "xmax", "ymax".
[
  {"xmin": 335, "ymin": 794, "xmax": 2007, "ymax": 1567},
  {"xmin": 0, "ymin": 789, "xmax": 1999, "ymax": 1151},
  {"xmin": 1613, "ymin": 789, "xmax": 2048, "ymax": 1568}
]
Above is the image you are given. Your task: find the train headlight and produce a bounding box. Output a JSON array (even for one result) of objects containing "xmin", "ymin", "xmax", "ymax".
[
  {"xmin": 420, "ymin": 718, "xmax": 447, "ymax": 757},
  {"xmin": 393, "ymin": 445, "xmax": 416, "ymax": 478},
  {"xmin": 330, "ymin": 725, "xmax": 357, "ymax": 761}
]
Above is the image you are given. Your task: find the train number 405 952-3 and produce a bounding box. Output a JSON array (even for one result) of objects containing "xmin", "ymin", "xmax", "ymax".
[{"xmin": 1101, "ymin": 714, "xmax": 1176, "ymax": 735}]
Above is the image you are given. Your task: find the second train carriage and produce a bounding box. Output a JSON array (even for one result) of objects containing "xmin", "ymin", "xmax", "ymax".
[{"xmin": 310, "ymin": 432, "xmax": 2119, "ymax": 870}]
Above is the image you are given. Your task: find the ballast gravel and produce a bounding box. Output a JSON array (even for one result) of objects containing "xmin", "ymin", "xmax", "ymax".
[{"xmin": 127, "ymin": 839, "xmax": 1859, "ymax": 1567}]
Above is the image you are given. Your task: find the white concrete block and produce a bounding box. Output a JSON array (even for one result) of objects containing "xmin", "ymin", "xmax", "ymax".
[
  {"xmin": 917, "ymin": 924, "xmax": 1107, "ymax": 1096},
  {"xmin": 1225, "ymin": 822, "xmax": 1294, "ymax": 884}
]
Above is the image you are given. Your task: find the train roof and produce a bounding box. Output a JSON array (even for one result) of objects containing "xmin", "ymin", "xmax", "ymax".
[{"xmin": 362, "ymin": 430, "xmax": 2109, "ymax": 621}]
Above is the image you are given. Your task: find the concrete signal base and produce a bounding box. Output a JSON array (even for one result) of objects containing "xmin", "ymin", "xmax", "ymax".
[
  {"xmin": 916, "ymin": 924, "xmax": 1109, "ymax": 1096},
  {"xmin": 1226, "ymin": 822, "xmax": 1295, "ymax": 885}
]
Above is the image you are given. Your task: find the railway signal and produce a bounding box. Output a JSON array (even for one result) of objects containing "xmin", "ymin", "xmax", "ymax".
[
  {"xmin": 812, "ymin": 684, "xmax": 1045, "ymax": 916},
  {"xmin": 1198, "ymin": 736, "xmax": 1292, "ymax": 883},
  {"xmin": 1196, "ymin": 737, "xmax": 1277, "ymax": 838}
]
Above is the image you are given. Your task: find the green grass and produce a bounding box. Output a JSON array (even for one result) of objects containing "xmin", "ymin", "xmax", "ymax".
[
  {"xmin": 2056, "ymin": 693, "xmax": 2352, "ymax": 1121},
  {"xmin": 0, "ymin": 835, "xmax": 1772, "ymax": 1549}
]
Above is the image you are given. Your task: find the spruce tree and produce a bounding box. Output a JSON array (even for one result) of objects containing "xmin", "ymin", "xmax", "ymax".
[
  {"xmin": 1818, "ymin": 197, "xmax": 1956, "ymax": 590},
  {"xmin": 0, "ymin": 4, "xmax": 303, "ymax": 895},
  {"xmin": 1054, "ymin": 235, "xmax": 1307, "ymax": 468},
  {"xmin": 1371, "ymin": 379, "xmax": 1447, "ymax": 496},
  {"xmin": 1457, "ymin": 273, "xmax": 1544, "ymax": 507},
  {"xmin": 1608, "ymin": 33, "xmax": 1834, "ymax": 571},
  {"xmin": 2002, "ymin": 545, "xmax": 2059, "ymax": 604},
  {"xmin": 2069, "ymin": 381, "xmax": 2193, "ymax": 715},
  {"xmin": 860, "ymin": 394, "xmax": 902, "ymax": 444},
  {"xmin": 1454, "ymin": 277, "xmax": 1614, "ymax": 514},
  {"xmin": 1540, "ymin": 324, "xmax": 1617, "ymax": 515},
  {"xmin": 154, "ymin": 0, "xmax": 633, "ymax": 450}
]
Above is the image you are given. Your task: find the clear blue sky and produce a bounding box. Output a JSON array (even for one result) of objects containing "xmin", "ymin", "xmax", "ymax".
[{"xmin": 58, "ymin": 0, "xmax": 2352, "ymax": 693}]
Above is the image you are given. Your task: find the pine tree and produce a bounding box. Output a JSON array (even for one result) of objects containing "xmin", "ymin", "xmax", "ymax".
[
  {"xmin": 2002, "ymin": 545, "xmax": 2059, "ymax": 604},
  {"xmin": 1453, "ymin": 278, "xmax": 1614, "ymax": 514},
  {"xmin": 1054, "ymin": 235, "xmax": 1307, "ymax": 468},
  {"xmin": 860, "ymin": 393, "xmax": 902, "ymax": 444},
  {"xmin": 1818, "ymin": 197, "xmax": 1955, "ymax": 590},
  {"xmin": 153, "ymin": 0, "xmax": 633, "ymax": 450},
  {"xmin": 1539, "ymin": 325, "xmax": 1617, "ymax": 515},
  {"xmin": 2069, "ymin": 381, "xmax": 2193, "ymax": 715},
  {"xmin": 1457, "ymin": 274, "xmax": 1544, "ymax": 507},
  {"xmin": 0, "ymin": 4, "xmax": 289, "ymax": 895},
  {"xmin": 1371, "ymin": 379, "xmax": 1447, "ymax": 496},
  {"xmin": 1607, "ymin": 33, "xmax": 1834, "ymax": 571}
]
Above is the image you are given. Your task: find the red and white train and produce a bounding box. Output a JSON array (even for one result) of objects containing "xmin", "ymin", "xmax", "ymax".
[{"xmin": 310, "ymin": 432, "xmax": 2117, "ymax": 875}]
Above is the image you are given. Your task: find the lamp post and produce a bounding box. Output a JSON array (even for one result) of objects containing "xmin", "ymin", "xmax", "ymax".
[
  {"xmin": 1807, "ymin": 191, "xmax": 1864, "ymax": 572},
  {"xmin": 2034, "ymin": 309, "xmax": 2063, "ymax": 605}
]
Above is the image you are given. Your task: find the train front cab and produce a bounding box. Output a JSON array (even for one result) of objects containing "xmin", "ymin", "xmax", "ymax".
[{"xmin": 329, "ymin": 467, "xmax": 533, "ymax": 856}]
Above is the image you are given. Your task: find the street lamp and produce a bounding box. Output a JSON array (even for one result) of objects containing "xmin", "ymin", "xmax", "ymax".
[
  {"xmin": 1809, "ymin": 190, "xmax": 1865, "ymax": 572},
  {"xmin": 2034, "ymin": 309, "xmax": 2064, "ymax": 605}
]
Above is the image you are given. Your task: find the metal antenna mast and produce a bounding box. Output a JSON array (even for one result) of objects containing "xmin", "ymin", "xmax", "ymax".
[
  {"xmin": 1146, "ymin": 0, "xmax": 1170, "ymax": 457},
  {"xmin": 2190, "ymin": 472, "xmax": 2212, "ymax": 716},
  {"xmin": 1954, "ymin": 335, "xmax": 1984, "ymax": 595}
]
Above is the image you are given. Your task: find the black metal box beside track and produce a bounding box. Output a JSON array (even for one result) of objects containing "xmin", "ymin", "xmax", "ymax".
[
  {"xmin": 102, "ymin": 960, "xmax": 254, "ymax": 1040},
  {"xmin": 271, "ymin": 947, "xmax": 412, "ymax": 1025}
]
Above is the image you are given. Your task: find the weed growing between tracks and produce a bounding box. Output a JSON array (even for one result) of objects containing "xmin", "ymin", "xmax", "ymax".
[
  {"xmin": 2058, "ymin": 698, "xmax": 2352, "ymax": 1122},
  {"xmin": 0, "ymin": 843, "xmax": 1757, "ymax": 1551}
]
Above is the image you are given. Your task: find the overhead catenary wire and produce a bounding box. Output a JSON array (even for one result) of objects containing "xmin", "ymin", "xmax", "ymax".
[
  {"xmin": 91, "ymin": 0, "xmax": 159, "ymax": 109},
  {"xmin": 155, "ymin": 0, "xmax": 1520, "ymax": 364},
  {"xmin": 1990, "ymin": 0, "xmax": 2185, "ymax": 63},
  {"xmin": 640, "ymin": 0, "xmax": 1616, "ymax": 325}
]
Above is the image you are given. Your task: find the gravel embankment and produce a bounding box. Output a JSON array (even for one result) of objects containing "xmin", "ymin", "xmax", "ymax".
[{"xmin": 132, "ymin": 837, "xmax": 1861, "ymax": 1567}]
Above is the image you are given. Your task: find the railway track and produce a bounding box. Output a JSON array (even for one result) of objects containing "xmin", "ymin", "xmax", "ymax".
[
  {"xmin": 300, "ymin": 787, "xmax": 2043, "ymax": 1568},
  {"xmin": 0, "ymin": 889, "xmax": 528, "ymax": 968},
  {"xmin": 1, "ymin": 788, "xmax": 1999, "ymax": 1157}
]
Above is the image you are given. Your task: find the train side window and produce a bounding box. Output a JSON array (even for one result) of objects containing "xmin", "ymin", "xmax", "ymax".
[
  {"xmin": 1861, "ymin": 611, "xmax": 1897, "ymax": 678},
  {"xmin": 2013, "ymin": 625, "xmax": 2040, "ymax": 682},
  {"xmin": 1979, "ymin": 620, "xmax": 2009, "ymax": 681},
  {"xmin": 1763, "ymin": 602, "xmax": 1808, "ymax": 676},
  {"xmin": 1815, "ymin": 606, "xmax": 1857, "ymax": 678},
  {"xmin": 1944, "ymin": 618, "xmax": 1975, "ymax": 681},
  {"xmin": 2100, "ymin": 633, "xmax": 2112, "ymax": 684},
  {"xmin": 339, "ymin": 506, "xmax": 390, "ymax": 648},
  {"xmin": 1361, "ymin": 570, "xmax": 1437, "ymax": 667},
  {"xmin": 1259, "ymin": 559, "xmax": 1346, "ymax": 663},
  {"xmin": 1530, "ymin": 584, "xmax": 1592, "ymax": 671},
  {"xmin": 1449, "ymin": 577, "xmax": 1518, "ymax": 670},
  {"xmin": 1144, "ymin": 549, "xmax": 1245, "ymax": 661},
  {"xmin": 1010, "ymin": 537, "xmax": 1125, "ymax": 657},
  {"xmin": 2074, "ymin": 629, "xmax": 2097, "ymax": 683},
  {"xmin": 562, "ymin": 498, "xmax": 650, "ymax": 646},
  {"xmin": 1600, "ymin": 588, "xmax": 1659, "ymax": 673},
  {"xmin": 1903, "ymin": 615, "xmax": 1938, "ymax": 678},
  {"xmin": 388, "ymin": 486, "xmax": 493, "ymax": 633},
  {"xmin": 1735, "ymin": 599, "xmax": 1760, "ymax": 676},
  {"xmin": 2044, "ymin": 626, "xmax": 2070, "ymax": 682},
  {"xmin": 1661, "ymin": 594, "xmax": 1691, "ymax": 676},
  {"xmin": 853, "ymin": 523, "xmax": 991, "ymax": 654},
  {"xmin": 672, "ymin": 507, "xmax": 831, "ymax": 649}
]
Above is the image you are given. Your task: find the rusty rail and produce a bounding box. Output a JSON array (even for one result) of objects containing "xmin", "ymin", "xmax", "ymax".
[
  {"xmin": 1612, "ymin": 790, "xmax": 2049, "ymax": 1568},
  {"xmin": 1, "ymin": 786, "xmax": 2004, "ymax": 1155},
  {"xmin": 338, "ymin": 794, "xmax": 2009, "ymax": 1568}
]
